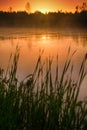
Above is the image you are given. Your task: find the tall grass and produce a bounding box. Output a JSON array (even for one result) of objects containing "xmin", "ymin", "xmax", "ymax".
[{"xmin": 0, "ymin": 47, "xmax": 87, "ymax": 130}]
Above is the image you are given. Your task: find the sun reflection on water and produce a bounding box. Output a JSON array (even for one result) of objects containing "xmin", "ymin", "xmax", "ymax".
[{"xmin": 0, "ymin": 28, "xmax": 87, "ymax": 99}]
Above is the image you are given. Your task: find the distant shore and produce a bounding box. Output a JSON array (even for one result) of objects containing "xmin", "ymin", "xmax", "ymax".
[{"xmin": 0, "ymin": 11, "xmax": 87, "ymax": 28}]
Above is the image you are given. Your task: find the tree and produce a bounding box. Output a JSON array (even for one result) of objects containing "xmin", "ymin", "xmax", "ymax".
[
  {"xmin": 75, "ymin": 2, "xmax": 87, "ymax": 13},
  {"xmin": 25, "ymin": 2, "xmax": 31, "ymax": 14},
  {"xmin": 9, "ymin": 6, "xmax": 12, "ymax": 12},
  {"xmin": 75, "ymin": 6, "xmax": 79, "ymax": 13},
  {"xmin": 81, "ymin": 2, "xmax": 87, "ymax": 11},
  {"xmin": 34, "ymin": 10, "xmax": 42, "ymax": 14}
]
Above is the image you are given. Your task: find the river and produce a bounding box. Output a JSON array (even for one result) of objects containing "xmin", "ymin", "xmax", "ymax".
[{"xmin": 0, "ymin": 27, "xmax": 87, "ymax": 99}]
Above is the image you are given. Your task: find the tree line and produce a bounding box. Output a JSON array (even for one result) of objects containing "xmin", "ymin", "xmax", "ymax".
[
  {"xmin": 0, "ymin": 2, "xmax": 87, "ymax": 28},
  {"xmin": 0, "ymin": 10, "xmax": 87, "ymax": 28}
]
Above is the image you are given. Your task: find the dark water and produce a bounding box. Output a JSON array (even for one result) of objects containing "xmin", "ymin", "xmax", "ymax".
[{"xmin": 0, "ymin": 28, "xmax": 87, "ymax": 99}]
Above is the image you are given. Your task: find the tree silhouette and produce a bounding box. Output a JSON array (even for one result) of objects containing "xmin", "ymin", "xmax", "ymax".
[
  {"xmin": 76, "ymin": 2, "xmax": 87, "ymax": 13},
  {"xmin": 75, "ymin": 6, "xmax": 79, "ymax": 13},
  {"xmin": 81, "ymin": 2, "xmax": 87, "ymax": 11},
  {"xmin": 25, "ymin": 2, "xmax": 31, "ymax": 14},
  {"xmin": 9, "ymin": 6, "xmax": 12, "ymax": 12}
]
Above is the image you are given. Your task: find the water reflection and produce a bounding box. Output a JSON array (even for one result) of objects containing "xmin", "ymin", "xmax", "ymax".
[{"xmin": 0, "ymin": 28, "xmax": 87, "ymax": 99}]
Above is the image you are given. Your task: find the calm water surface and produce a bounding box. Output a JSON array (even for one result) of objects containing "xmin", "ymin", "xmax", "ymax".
[{"xmin": 0, "ymin": 28, "xmax": 87, "ymax": 99}]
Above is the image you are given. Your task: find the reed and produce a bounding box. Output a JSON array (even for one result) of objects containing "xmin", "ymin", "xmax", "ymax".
[{"xmin": 0, "ymin": 47, "xmax": 87, "ymax": 130}]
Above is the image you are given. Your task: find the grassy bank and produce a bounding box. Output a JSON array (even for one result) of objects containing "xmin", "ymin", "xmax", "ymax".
[{"xmin": 0, "ymin": 47, "xmax": 87, "ymax": 130}]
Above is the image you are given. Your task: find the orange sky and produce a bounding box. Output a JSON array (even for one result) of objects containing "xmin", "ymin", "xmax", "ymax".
[{"xmin": 0, "ymin": 0, "xmax": 87, "ymax": 13}]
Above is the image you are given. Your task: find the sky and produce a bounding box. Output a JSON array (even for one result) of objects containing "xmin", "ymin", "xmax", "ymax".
[{"xmin": 0, "ymin": 0, "xmax": 87, "ymax": 13}]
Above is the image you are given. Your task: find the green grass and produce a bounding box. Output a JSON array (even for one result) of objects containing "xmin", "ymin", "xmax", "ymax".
[{"xmin": 0, "ymin": 47, "xmax": 87, "ymax": 130}]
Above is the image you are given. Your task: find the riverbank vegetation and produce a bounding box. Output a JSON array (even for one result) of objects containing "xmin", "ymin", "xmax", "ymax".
[
  {"xmin": 0, "ymin": 47, "xmax": 87, "ymax": 130},
  {"xmin": 0, "ymin": 10, "xmax": 87, "ymax": 28}
]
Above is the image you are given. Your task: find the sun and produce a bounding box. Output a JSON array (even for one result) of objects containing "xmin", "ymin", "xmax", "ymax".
[{"xmin": 38, "ymin": 8, "xmax": 49, "ymax": 14}]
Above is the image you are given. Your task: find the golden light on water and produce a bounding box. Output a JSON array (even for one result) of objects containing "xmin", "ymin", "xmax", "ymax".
[
  {"xmin": 41, "ymin": 35, "xmax": 50, "ymax": 40},
  {"xmin": 42, "ymin": 36, "xmax": 47, "ymax": 40}
]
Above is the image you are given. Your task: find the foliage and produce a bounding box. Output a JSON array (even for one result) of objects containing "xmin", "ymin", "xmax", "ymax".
[
  {"xmin": 0, "ymin": 10, "xmax": 87, "ymax": 28},
  {"xmin": 0, "ymin": 47, "xmax": 87, "ymax": 130}
]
